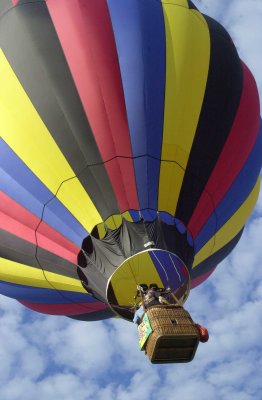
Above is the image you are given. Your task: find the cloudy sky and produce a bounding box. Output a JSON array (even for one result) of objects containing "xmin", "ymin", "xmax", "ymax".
[{"xmin": 1, "ymin": 1, "xmax": 262, "ymax": 399}]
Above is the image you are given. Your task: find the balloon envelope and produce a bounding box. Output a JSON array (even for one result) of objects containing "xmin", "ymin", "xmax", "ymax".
[{"xmin": 0, "ymin": 0, "xmax": 261, "ymax": 321}]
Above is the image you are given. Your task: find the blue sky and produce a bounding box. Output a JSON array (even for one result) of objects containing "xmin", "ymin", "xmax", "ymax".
[{"xmin": 0, "ymin": 1, "xmax": 262, "ymax": 399}]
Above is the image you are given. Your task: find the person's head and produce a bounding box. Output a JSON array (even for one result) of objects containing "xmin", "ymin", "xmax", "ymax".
[
  {"xmin": 140, "ymin": 283, "xmax": 148, "ymax": 292},
  {"xmin": 150, "ymin": 284, "xmax": 158, "ymax": 291},
  {"xmin": 149, "ymin": 283, "xmax": 158, "ymax": 290}
]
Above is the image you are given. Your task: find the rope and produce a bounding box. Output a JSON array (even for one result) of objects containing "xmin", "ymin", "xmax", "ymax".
[
  {"xmin": 151, "ymin": 250, "xmax": 170, "ymax": 285},
  {"xmin": 168, "ymin": 253, "xmax": 182, "ymax": 283},
  {"xmin": 150, "ymin": 250, "xmax": 183, "ymax": 306}
]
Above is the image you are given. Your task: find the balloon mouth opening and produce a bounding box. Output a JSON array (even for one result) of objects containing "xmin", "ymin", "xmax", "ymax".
[
  {"xmin": 89, "ymin": 211, "xmax": 193, "ymax": 245},
  {"xmin": 106, "ymin": 249, "xmax": 191, "ymax": 321},
  {"xmin": 76, "ymin": 215, "xmax": 194, "ymax": 318}
]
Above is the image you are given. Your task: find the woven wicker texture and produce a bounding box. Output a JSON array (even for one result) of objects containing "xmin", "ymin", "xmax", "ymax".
[
  {"xmin": 145, "ymin": 306, "xmax": 199, "ymax": 363},
  {"xmin": 147, "ymin": 306, "xmax": 192, "ymax": 319}
]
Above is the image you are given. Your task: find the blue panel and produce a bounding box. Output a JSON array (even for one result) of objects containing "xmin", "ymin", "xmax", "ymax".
[
  {"xmin": 193, "ymin": 212, "xmax": 217, "ymax": 252},
  {"xmin": 107, "ymin": 0, "xmax": 166, "ymax": 209},
  {"xmin": 133, "ymin": 157, "xmax": 161, "ymax": 209},
  {"xmin": 187, "ymin": 231, "xmax": 194, "ymax": 246},
  {"xmin": 128, "ymin": 210, "xmax": 141, "ymax": 222},
  {"xmin": 195, "ymin": 124, "xmax": 262, "ymax": 252},
  {"xmin": 150, "ymin": 251, "xmax": 186, "ymax": 290},
  {"xmin": 42, "ymin": 200, "xmax": 88, "ymax": 247},
  {"xmin": 0, "ymin": 138, "xmax": 50, "ymax": 215},
  {"xmin": 159, "ymin": 212, "xmax": 175, "ymax": 225},
  {"xmin": 0, "ymin": 280, "xmax": 96, "ymax": 304},
  {"xmin": 141, "ymin": 209, "xmax": 157, "ymax": 221},
  {"xmin": 0, "ymin": 139, "xmax": 88, "ymax": 246},
  {"xmin": 175, "ymin": 219, "xmax": 187, "ymax": 234}
]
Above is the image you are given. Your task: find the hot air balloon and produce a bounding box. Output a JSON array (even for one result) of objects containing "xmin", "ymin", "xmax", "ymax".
[{"xmin": 0, "ymin": 0, "xmax": 261, "ymax": 333}]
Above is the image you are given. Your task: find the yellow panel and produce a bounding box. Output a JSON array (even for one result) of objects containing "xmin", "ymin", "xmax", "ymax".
[
  {"xmin": 0, "ymin": 257, "xmax": 86, "ymax": 293},
  {"xmin": 158, "ymin": 7, "xmax": 210, "ymax": 214},
  {"xmin": 106, "ymin": 214, "xmax": 123, "ymax": 230},
  {"xmin": 95, "ymin": 212, "xmax": 133, "ymax": 238},
  {"xmin": 111, "ymin": 252, "xmax": 163, "ymax": 305},
  {"xmin": 0, "ymin": 49, "xmax": 102, "ymax": 232},
  {"xmin": 44, "ymin": 270, "xmax": 86, "ymax": 293},
  {"xmin": 97, "ymin": 223, "xmax": 106, "ymax": 239},
  {"xmin": 158, "ymin": 162, "xmax": 185, "ymax": 213},
  {"xmin": 193, "ymin": 179, "xmax": 261, "ymax": 267},
  {"xmin": 110, "ymin": 264, "xmax": 140, "ymax": 306},
  {"xmin": 122, "ymin": 211, "xmax": 133, "ymax": 222},
  {"xmin": 0, "ymin": 257, "xmax": 53, "ymax": 289},
  {"xmin": 161, "ymin": 0, "xmax": 188, "ymax": 7}
]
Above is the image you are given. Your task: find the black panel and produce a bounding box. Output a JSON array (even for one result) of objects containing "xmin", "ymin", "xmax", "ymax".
[
  {"xmin": 0, "ymin": 0, "xmax": 12, "ymax": 18},
  {"xmin": 0, "ymin": 229, "xmax": 80, "ymax": 279},
  {"xmin": 0, "ymin": 229, "xmax": 38, "ymax": 268},
  {"xmin": 68, "ymin": 308, "xmax": 116, "ymax": 321},
  {"xmin": 77, "ymin": 252, "xmax": 110, "ymax": 303},
  {"xmin": 176, "ymin": 16, "xmax": 243, "ymax": 224},
  {"xmin": 36, "ymin": 247, "xmax": 79, "ymax": 279},
  {"xmin": 188, "ymin": 1, "xmax": 198, "ymax": 10},
  {"xmin": 14, "ymin": 0, "xmax": 42, "ymax": 4}
]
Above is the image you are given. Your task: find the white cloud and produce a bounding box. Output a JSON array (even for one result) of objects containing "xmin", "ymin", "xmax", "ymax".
[{"xmin": 2, "ymin": 240, "xmax": 262, "ymax": 400}]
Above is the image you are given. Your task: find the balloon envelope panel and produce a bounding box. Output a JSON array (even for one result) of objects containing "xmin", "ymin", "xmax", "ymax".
[{"xmin": 0, "ymin": 0, "xmax": 261, "ymax": 320}]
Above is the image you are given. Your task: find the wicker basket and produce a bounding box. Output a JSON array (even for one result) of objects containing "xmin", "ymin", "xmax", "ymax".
[
  {"xmin": 145, "ymin": 306, "xmax": 199, "ymax": 363},
  {"xmin": 147, "ymin": 305, "xmax": 192, "ymax": 319}
]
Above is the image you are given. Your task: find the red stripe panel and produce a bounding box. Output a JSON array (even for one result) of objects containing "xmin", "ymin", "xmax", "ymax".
[
  {"xmin": 0, "ymin": 191, "xmax": 79, "ymax": 263},
  {"xmin": 188, "ymin": 62, "xmax": 260, "ymax": 238},
  {"xmin": 19, "ymin": 300, "xmax": 109, "ymax": 316},
  {"xmin": 190, "ymin": 268, "xmax": 216, "ymax": 289},
  {"xmin": 47, "ymin": 0, "xmax": 139, "ymax": 212}
]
